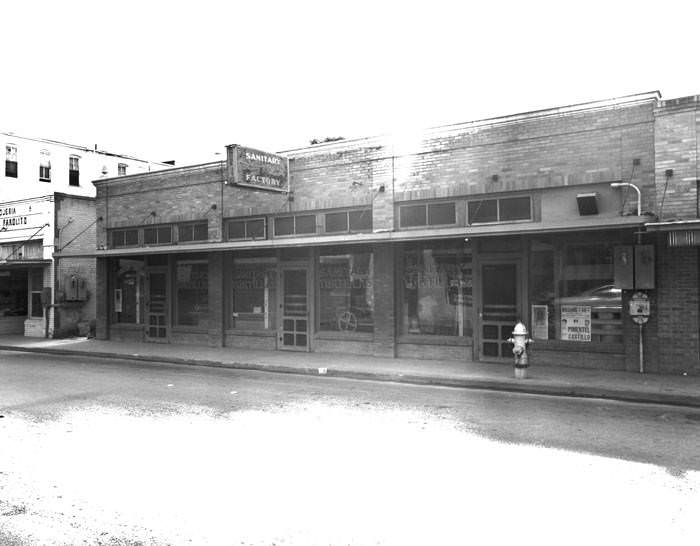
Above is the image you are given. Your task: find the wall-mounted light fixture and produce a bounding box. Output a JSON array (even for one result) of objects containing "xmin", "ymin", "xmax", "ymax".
[{"xmin": 610, "ymin": 182, "xmax": 641, "ymax": 216}]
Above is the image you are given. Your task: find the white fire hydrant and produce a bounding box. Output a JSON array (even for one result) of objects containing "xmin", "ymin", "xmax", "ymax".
[{"xmin": 507, "ymin": 321, "xmax": 533, "ymax": 379}]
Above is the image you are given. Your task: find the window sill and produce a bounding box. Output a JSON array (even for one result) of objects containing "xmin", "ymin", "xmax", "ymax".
[
  {"xmin": 225, "ymin": 329, "xmax": 276, "ymax": 337},
  {"xmin": 533, "ymin": 339, "xmax": 623, "ymax": 354},
  {"xmin": 398, "ymin": 334, "xmax": 471, "ymax": 346},
  {"xmin": 316, "ymin": 331, "xmax": 374, "ymax": 341}
]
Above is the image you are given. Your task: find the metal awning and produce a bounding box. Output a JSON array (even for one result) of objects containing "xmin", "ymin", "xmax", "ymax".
[
  {"xmin": 0, "ymin": 259, "xmax": 51, "ymax": 268},
  {"xmin": 58, "ymin": 215, "xmax": 648, "ymax": 259},
  {"xmin": 644, "ymin": 219, "xmax": 700, "ymax": 247}
]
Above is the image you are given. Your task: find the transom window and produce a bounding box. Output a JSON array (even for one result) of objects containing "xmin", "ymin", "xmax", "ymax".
[
  {"xmin": 143, "ymin": 225, "xmax": 173, "ymax": 245},
  {"xmin": 227, "ymin": 218, "xmax": 266, "ymax": 240},
  {"xmin": 399, "ymin": 202, "xmax": 456, "ymax": 228},
  {"xmin": 178, "ymin": 222, "xmax": 208, "ymax": 242},
  {"xmin": 468, "ymin": 196, "xmax": 531, "ymax": 224},
  {"xmin": 5, "ymin": 144, "xmax": 17, "ymax": 178},
  {"xmin": 111, "ymin": 229, "xmax": 139, "ymax": 248},
  {"xmin": 274, "ymin": 214, "xmax": 316, "ymax": 236},
  {"xmin": 325, "ymin": 209, "xmax": 372, "ymax": 233}
]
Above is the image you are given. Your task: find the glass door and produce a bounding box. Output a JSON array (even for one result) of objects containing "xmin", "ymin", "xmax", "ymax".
[
  {"xmin": 479, "ymin": 262, "xmax": 519, "ymax": 360},
  {"xmin": 145, "ymin": 268, "xmax": 168, "ymax": 342},
  {"xmin": 280, "ymin": 268, "xmax": 309, "ymax": 351}
]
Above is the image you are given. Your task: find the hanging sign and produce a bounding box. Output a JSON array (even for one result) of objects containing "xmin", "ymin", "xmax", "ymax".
[
  {"xmin": 560, "ymin": 305, "xmax": 591, "ymax": 341},
  {"xmin": 225, "ymin": 144, "xmax": 288, "ymax": 193}
]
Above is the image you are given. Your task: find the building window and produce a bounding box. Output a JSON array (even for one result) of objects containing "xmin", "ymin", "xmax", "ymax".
[
  {"xmin": 111, "ymin": 229, "xmax": 139, "ymax": 248},
  {"xmin": 30, "ymin": 268, "xmax": 44, "ymax": 318},
  {"xmin": 118, "ymin": 163, "xmax": 127, "ymax": 176},
  {"xmin": 400, "ymin": 242, "xmax": 473, "ymax": 337},
  {"xmin": 39, "ymin": 149, "xmax": 51, "ymax": 182},
  {"xmin": 112, "ymin": 258, "xmax": 145, "ymax": 324},
  {"xmin": 227, "ymin": 218, "xmax": 266, "ymax": 240},
  {"xmin": 143, "ymin": 225, "xmax": 173, "ymax": 245},
  {"xmin": 178, "ymin": 222, "xmax": 208, "ymax": 242},
  {"xmin": 319, "ymin": 249, "xmax": 374, "ymax": 333},
  {"xmin": 230, "ymin": 254, "xmax": 277, "ymax": 330},
  {"xmin": 5, "ymin": 144, "xmax": 18, "ymax": 178},
  {"xmin": 468, "ymin": 196, "xmax": 531, "ymax": 224},
  {"xmin": 324, "ymin": 209, "xmax": 372, "ymax": 233},
  {"xmin": 528, "ymin": 237, "xmax": 622, "ymax": 344},
  {"xmin": 68, "ymin": 156, "xmax": 80, "ymax": 186},
  {"xmin": 399, "ymin": 202, "xmax": 456, "ymax": 228},
  {"xmin": 274, "ymin": 214, "xmax": 316, "ymax": 236},
  {"xmin": 174, "ymin": 260, "xmax": 208, "ymax": 328},
  {"xmin": 0, "ymin": 269, "xmax": 28, "ymax": 317}
]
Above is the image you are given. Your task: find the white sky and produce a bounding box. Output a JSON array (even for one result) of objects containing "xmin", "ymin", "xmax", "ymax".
[{"xmin": 2, "ymin": 0, "xmax": 699, "ymax": 166}]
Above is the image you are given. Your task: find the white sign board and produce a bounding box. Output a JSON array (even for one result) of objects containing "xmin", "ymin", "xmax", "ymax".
[
  {"xmin": 531, "ymin": 305, "xmax": 549, "ymax": 340},
  {"xmin": 560, "ymin": 305, "xmax": 591, "ymax": 342}
]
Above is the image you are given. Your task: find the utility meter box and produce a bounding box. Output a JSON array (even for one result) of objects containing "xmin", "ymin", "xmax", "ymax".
[{"xmin": 65, "ymin": 275, "xmax": 87, "ymax": 301}]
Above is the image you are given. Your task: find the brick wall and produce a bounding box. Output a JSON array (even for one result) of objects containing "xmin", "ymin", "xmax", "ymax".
[
  {"xmin": 54, "ymin": 195, "xmax": 97, "ymax": 336},
  {"xmin": 654, "ymin": 96, "xmax": 700, "ymax": 221}
]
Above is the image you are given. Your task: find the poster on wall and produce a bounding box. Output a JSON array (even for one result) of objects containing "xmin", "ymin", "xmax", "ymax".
[
  {"xmin": 560, "ymin": 305, "xmax": 591, "ymax": 341},
  {"xmin": 531, "ymin": 305, "xmax": 549, "ymax": 340}
]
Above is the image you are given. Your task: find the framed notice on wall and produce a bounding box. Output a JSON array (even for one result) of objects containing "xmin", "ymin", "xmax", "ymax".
[
  {"xmin": 531, "ymin": 305, "xmax": 549, "ymax": 340},
  {"xmin": 560, "ymin": 305, "xmax": 591, "ymax": 342}
]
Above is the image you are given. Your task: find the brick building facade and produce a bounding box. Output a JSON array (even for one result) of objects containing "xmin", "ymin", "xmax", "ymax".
[{"xmin": 92, "ymin": 91, "xmax": 700, "ymax": 374}]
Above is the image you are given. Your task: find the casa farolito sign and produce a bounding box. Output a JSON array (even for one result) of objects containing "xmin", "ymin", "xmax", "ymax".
[{"xmin": 225, "ymin": 144, "xmax": 288, "ymax": 193}]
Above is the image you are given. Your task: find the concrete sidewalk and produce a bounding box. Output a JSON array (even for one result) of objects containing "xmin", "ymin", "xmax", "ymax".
[{"xmin": 1, "ymin": 335, "xmax": 699, "ymax": 408}]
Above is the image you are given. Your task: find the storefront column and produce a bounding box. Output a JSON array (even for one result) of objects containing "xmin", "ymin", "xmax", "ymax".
[
  {"xmin": 95, "ymin": 258, "xmax": 110, "ymax": 340},
  {"xmin": 372, "ymin": 243, "xmax": 396, "ymax": 357},
  {"xmin": 208, "ymin": 252, "xmax": 224, "ymax": 347}
]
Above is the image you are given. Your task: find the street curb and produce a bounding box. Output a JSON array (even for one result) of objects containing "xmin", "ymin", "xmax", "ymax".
[{"xmin": 2, "ymin": 344, "xmax": 700, "ymax": 409}]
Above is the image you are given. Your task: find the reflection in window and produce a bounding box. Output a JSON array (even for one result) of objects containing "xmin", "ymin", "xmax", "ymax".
[
  {"xmin": 175, "ymin": 261, "xmax": 208, "ymax": 327},
  {"xmin": 39, "ymin": 149, "xmax": 51, "ymax": 181},
  {"xmin": 0, "ymin": 268, "xmax": 28, "ymax": 317},
  {"xmin": 30, "ymin": 269, "xmax": 43, "ymax": 317},
  {"xmin": 113, "ymin": 258, "xmax": 145, "ymax": 324},
  {"xmin": 319, "ymin": 251, "xmax": 373, "ymax": 333},
  {"xmin": 5, "ymin": 144, "xmax": 18, "ymax": 178},
  {"xmin": 557, "ymin": 242, "xmax": 621, "ymax": 343},
  {"xmin": 401, "ymin": 243, "xmax": 472, "ymax": 337},
  {"xmin": 529, "ymin": 239, "xmax": 555, "ymax": 340},
  {"xmin": 231, "ymin": 258, "xmax": 277, "ymax": 330}
]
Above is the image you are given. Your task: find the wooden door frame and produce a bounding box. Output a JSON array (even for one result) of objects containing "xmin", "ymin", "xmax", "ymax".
[
  {"xmin": 278, "ymin": 264, "xmax": 312, "ymax": 352},
  {"xmin": 474, "ymin": 255, "xmax": 527, "ymax": 361},
  {"xmin": 144, "ymin": 266, "xmax": 169, "ymax": 343}
]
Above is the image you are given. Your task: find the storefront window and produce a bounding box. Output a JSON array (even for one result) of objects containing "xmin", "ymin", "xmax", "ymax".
[
  {"xmin": 529, "ymin": 239, "xmax": 555, "ymax": 340},
  {"xmin": 400, "ymin": 242, "xmax": 473, "ymax": 337},
  {"xmin": 0, "ymin": 269, "xmax": 28, "ymax": 317},
  {"xmin": 319, "ymin": 250, "xmax": 374, "ymax": 333},
  {"xmin": 30, "ymin": 269, "xmax": 43, "ymax": 317},
  {"xmin": 113, "ymin": 258, "xmax": 145, "ymax": 324},
  {"xmin": 557, "ymin": 242, "xmax": 621, "ymax": 343},
  {"xmin": 529, "ymin": 238, "xmax": 622, "ymax": 344},
  {"xmin": 175, "ymin": 260, "xmax": 208, "ymax": 328},
  {"xmin": 230, "ymin": 257, "xmax": 277, "ymax": 330}
]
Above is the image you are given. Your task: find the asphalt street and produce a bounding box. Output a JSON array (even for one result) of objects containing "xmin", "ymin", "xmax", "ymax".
[{"xmin": 1, "ymin": 350, "xmax": 699, "ymax": 545}]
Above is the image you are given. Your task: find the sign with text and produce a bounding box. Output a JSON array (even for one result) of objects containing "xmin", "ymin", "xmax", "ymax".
[
  {"xmin": 560, "ymin": 305, "xmax": 591, "ymax": 342},
  {"xmin": 226, "ymin": 144, "xmax": 288, "ymax": 192},
  {"xmin": 531, "ymin": 305, "xmax": 549, "ymax": 340}
]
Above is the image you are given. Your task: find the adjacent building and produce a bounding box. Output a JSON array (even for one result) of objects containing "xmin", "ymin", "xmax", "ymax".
[
  {"xmin": 1, "ymin": 132, "xmax": 170, "ymax": 336},
  {"xmin": 91, "ymin": 91, "xmax": 700, "ymax": 374}
]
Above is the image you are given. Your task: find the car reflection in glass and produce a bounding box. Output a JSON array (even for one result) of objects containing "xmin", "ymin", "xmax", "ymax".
[{"xmin": 555, "ymin": 285, "xmax": 622, "ymax": 311}]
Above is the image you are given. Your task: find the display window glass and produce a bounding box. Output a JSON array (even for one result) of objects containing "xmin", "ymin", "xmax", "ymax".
[
  {"xmin": 175, "ymin": 260, "xmax": 208, "ymax": 328},
  {"xmin": 528, "ymin": 237, "xmax": 622, "ymax": 344},
  {"xmin": 113, "ymin": 258, "xmax": 145, "ymax": 324},
  {"xmin": 319, "ymin": 249, "xmax": 374, "ymax": 333},
  {"xmin": 30, "ymin": 269, "xmax": 43, "ymax": 317},
  {"xmin": 230, "ymin": 256, "xmax": 277, "ymax": 330},
  {"xmin": 400, "ymin": 242, "xmax": 473, "ymax": 337},
  {"xmin": 0, "ymin": 269, "xmax": 28, "ymax": 317}
]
